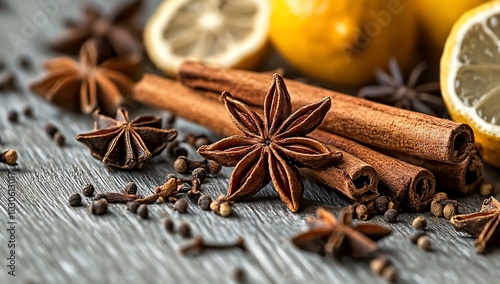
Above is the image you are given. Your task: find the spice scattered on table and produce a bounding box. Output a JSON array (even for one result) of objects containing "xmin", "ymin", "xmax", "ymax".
[
  {"xmin": 22, "ymin": 106, "xmax": 33, "ymax": 118},
  {"xmin": 412, "ymin": 216, "xmax": 427, "ymax": 230},
  {"xmin": 370, "ymin": 255, "xmax": 397, "ymax": 283},
  {"xmin": 198, "ymin": 194, "xmax": 212, "ymax": 211},
  {"xmin": 292, "ymin": 208, "xmax": 391, "ymax": 259},
  {"xmin": 76, "ymin": 108, "xmax": 177, "ymax": 169},
  {"xmin": 197, "ymin": 74, "xmax": 342, "ymax": 212},
  {"xmin": 54, "ymin": 132, "xmax": 65, "ymax": 147},
  {"xmin": 7, "ymin": 110, "xmax": 18, "ymax": 123},
  {"xmin": 127, "ymin": 201, "xmax": 139, "ymax": 213},
  {"xmin": 89, "ymin": 199, "xmax": 108, "ymax": 215},
  {"xmin": 177, "ymin": 221, "xmax": 191, "ymax": 238},
  {"xmin": 44, "ymin": 123, "xmax": 59, "ymax": 138},
  {"xmin": 479, "ymin": 183, "xmax": 494, "ymax": 197},
  {"xmin": 137, "ymin": 204, "xmax": 148, "ymax": 219},
  {"xmin": 384, "ymin": 209, "xmax": 398, "ymax": 223},
  {"xmin": 68, "ymin": 193, "xmax": 82, "ymax": 207},
  {"xmin": 173, "ymin": 199, "xmax": 188, "ymax": 213},
  {"xmin": 95, "ymin": 192, "xmax": 140, "ymax": 203},
  {"xmin": 163, "ymin": 218, "xmax": 174, "ymax": 232},
  {"xmin": 124, "ymin": 182, "xmax": 138, "ymax": 195},
  {"xmin": 136, "ymin": 177, "xmax": 179, "ymax": 204},
  {"xmin": 417, "ymin": 235, "xmax": 432, "ymax": 251},
  {"xmin": 174, "ymin": 156, "xmax": 221, "ymax": 175},
  {"xmin": 180, "ymin": 236, "xmax": 246, "ymax": 255}
]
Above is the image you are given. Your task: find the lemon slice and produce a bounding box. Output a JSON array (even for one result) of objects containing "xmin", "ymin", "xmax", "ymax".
[
  {"xmin": 144, "ymin": 0, "xmax": 270, "ymax": 76},
  {"xmin": 441, "ymin": 1, "xmax": 500, "ymax": 167}
]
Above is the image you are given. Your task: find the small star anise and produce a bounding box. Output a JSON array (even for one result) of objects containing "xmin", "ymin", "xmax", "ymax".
[
  {"xmin": 451, "ymin": 196, "xmax": 500, "ymax": 254},
  {"xmin": 50, "ymin": 0, "xmax": 143, "ymax": 62},
  {"xmin": 197, "ymin": 74, "xmax": 342, "ymax": 212},
  {"xmin": 292, "ymin": 208, "xmax": 391, "ymax": 259},
  {"xmin": 76, "ymin": 108, "xmax": 177, "ymax": 169},
  {"xmin": 30, "ymin": 40, "xmax": 140, "ymax": 115},
  {"xmin": 358, "ymin": 58, "xmax": 444, "ymax": 116}
]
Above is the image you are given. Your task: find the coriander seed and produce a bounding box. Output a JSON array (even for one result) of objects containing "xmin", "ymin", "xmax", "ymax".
[
  {"xmin": 137, "ymin": 204, "xmax": 148, "ymax": 219},
  {"xmin": 0, "ymin": 149, "xmax": 18, "ymax": 166},
  {"xmin": 384, "ymin": 209, "xmax": 398, "ymax": 223},
  {"xmin": 412, "ymin": 216, "xmax": 427, "ymax": 230},
  {"xmin": 430, "ymin": 200, "xmax": 443, "ymax": 217},
  {"xmin": 174, "ymin": 199, "xmax": 188, "ymax": 213},
  {"xmin": 479, "ymin": 183, "xmax": 493, "ymax": 197},
  {"xmin": 433, "ymin": 192, "xmax": 448, "ymax": 201},
  {"xmin": 68, "ymin": 193, "xmax": 82, "ymax": 207},
  {"xmin": 417, "ymin": 235, "xmax": 431, "ymax": 251},
  {"xmin": 443, "ymin": 204, "xmax": 456, "ymax": 220},
  {"xmin": 219, "ymin": 202, "xmax": 232, "ymax": 217},
  {"xmin": 381, "ymin": 265, "xmax": 397, "ymax": 283},
  {"xmin": 124, "ymin": 182, "xmax": 138, "ymax": 195},
  {"xmin": 82, "ymin": 183, "xmax": 95, "ymax": 197},
  {"xmin": 409, "ymin": 230, "xmax": 426, "ymax": 244},
  {"xmin": 355, "ymin": 204, "xmax": 368, "ymax": 220},
  {"xmin": 370, "ymin": 255, "xmax": 391, "ymax": 275},
  {"xmin": 198, "ymin": 194, "xmax": 212, "ymax": 210}
]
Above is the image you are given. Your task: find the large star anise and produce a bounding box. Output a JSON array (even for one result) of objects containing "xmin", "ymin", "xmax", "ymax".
[
  {"xmin": 31, "ymin": 40, "xmax": 140, "ymax": 115},
  {"xmin": 358, "ymin": 58, "xmax": 444, "ymax": 116},
  {"xmin": 292, "ymin": 208, "xmax": 392, "ymax": 259},
  {"xmin": 451, "ymin": 196, "xmax": 500, "ymax": 254},
  {"xmin": 50, "ymin": 0, "xmax": 143, "ymax": 62},
  {"xmin": 76, "ymin": 108, "xmax": 177, "ymax": 169},
  {"xmin": 197, "ymin": 74, "xmax": 341, "ymax": 212}
]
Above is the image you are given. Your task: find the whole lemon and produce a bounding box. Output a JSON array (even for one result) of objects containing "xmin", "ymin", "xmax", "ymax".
[
  {"xmin": 269, "ymin": 0, "xmax": 417, "ymax": 87},
  {"xmin": 416, "ymin": 0, "xmax": 489, "ymax": 62}
]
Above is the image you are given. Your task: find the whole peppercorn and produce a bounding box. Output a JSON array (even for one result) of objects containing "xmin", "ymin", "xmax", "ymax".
[
  {"xmin": 174, "ymin": 199, "xmax": 188, "ymax": 213},
  {"xmin": 7, "ymin": 110, "xmax": 18, "ymax": 123},
  {"xmin": 44, "ymin": 123, "xmax": 59, "ymax": 137},
  {"xmin": 219, "ymin": 202, "xmax": 232, "ymax": 217},
  {"xmin": 232, "ymin": 267, "xmax": 245, "ymax": 283},
  {"xmin": 178, "ymin": 221, "xmax": 191, "ymax": 238},
  {"xmin": 54, "ymin": 132, "xmax": 65, "ymax": 147},
  {"xmin": 355, "ymin": 204, "xmax": 368, "ymax": 220},
  {"xmin": 412, "ymin": 216, "xmax": 427, "ymax": 230},
  {"xmin": 68, "ymin": 193, "xmax": 82, "ymax": 207},
  {"xmin": 430, "ymin": 200, "xmax": 443, "ymax": 217},
  {"xmin": 23, "ymin": 106, "xmax": 33, "ymax": 118},
  {"xmin": 443, "ymin": 204, "xmax": 456, "ymax": 220},
  {"xmin": 89, "ymin": 199, "xmax": 108, "ymax": 215},
  {"xmin": 384, "ymin": 209, "xmax": 398, "ymax": 223},
  {"xmin": 137, "ymin": 204, "xmax": 149, "ymax": 219},
  {"xmin": 192, "ymin": 168, "xmax": 208, "ymax": 182},
  {"xmin": 198, "ymin": 194, "xmax": 212, "ymax": 210},
  {"xmin": 82, "ymin": 183, "xmax": 95, "ymax": 197},
  {"xmin": 374, "ymin": 196, "xmax": 389, "ymax": 213},
  {"xmin": 479, "ymin": 183, "xmax": 494, "ymax": 197},
  {"xmin": 409, "ymin": 230, "xmax": 426, "ymax": 244},
  {"xmin": 124, "ymin": 182, "xmax": 138, "ymax": 195},
  {"xmin": 163, "ymin": 217, "xmax": 174, "ymax": 232},
  {"xmin": 417, "ymin": 235, "xmax": 432, "ymax": 251},
  {"xmin": 210, "ymin": 195, "xmax": 225, "ymax": 212},
  {"xmin": 127, "ymin": 201, "xmax": 140, "ymax": 213}
]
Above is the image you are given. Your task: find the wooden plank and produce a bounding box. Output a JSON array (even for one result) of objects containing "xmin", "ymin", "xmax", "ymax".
[{"xmin": 1, "ymin": 1, "xmax": 500, "ymax": 283}]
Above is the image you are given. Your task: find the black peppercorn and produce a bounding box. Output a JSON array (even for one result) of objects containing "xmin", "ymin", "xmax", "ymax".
[
  {"xmin": 178, "ymin": 221, "xmax": 191, "ymax": 238},
  {"xmin": 89, "ymin": 199, "xmax": 108, "ymax": 215},
  {"xmin": 137, "ymin": 204, "xmax": 148, "ymax": 219},
  {"xmin": 124, "ymin": 182, "xmax": 138, "ymax": 195},
  {"xmin": 7, "ymin": 111, "xmax": 18, "ymax": 123},
  {"xmin": 374, "ymin": 196, "xmax": 389, "ymax": 213},
  {"xmin": 384, "ymin": 209, "xmax": 398, "ymax": 223},
  {"xmin": 44, "ymin": 123, "xmax": 59, "ymax": 138},
  {"xmin": 23, "ymin": 106, "xmax": 33, "ymax": 118},
  {"xmin": 198, "ymin": 194, "xmax": 212, "ymax": 211},
  {"xmin": 127, "ymin": 201, "xmax": 140, "ymax": 213},
  {"xmin": 54, "ymin": 132, "xmax": 65, "ymax": 147},
  {"xmin": 68, "ymin": 193, "xmax": 82, "ymax": 207},
  {"xmin": 163, "ymin": 217, "xmax": 174, "ymax": 232},
  {"xmin": 232, "ymin": 267, "xmax": 245, "ymax": 283},
  {"xmin": 174, "ymin": 198, "xmax": 188, "ymax": 213},
  {"xmin": 409, "ymin": 230, "xmax": 426, "ymax": 244},
  {"xmin": 82, "ymin": 184, "xmax": 95, "ymax": 197}
]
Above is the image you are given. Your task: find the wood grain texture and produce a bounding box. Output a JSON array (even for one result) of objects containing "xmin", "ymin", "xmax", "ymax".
[{"xmin": 0, "ymin": 1, "xmax": 500, "ymax": 284}]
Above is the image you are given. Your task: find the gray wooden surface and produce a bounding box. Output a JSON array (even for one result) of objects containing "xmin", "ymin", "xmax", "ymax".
[{"xmin": 1, "ymin": 1, "xmax": 500, "ymax": 283}]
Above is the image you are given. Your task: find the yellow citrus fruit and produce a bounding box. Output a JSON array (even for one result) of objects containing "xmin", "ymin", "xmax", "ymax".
[
  {"xmin": 269, "ymin": 0, "xmax": 417, "ymax": 87},
  {"xmin": 416, "ymin": 0, "xmax": 489, "ymax": 62},
  {"xmin": 144, "ymin": 0, "xmax": 270, "ymax": 76},
  {"xmin": 441, "ymin": 1, "xmax": 500, "ymax": 167}
]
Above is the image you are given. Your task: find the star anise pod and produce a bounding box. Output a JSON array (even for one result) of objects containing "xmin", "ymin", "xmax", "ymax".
[
  {"xmin": 451, "ymin": 196, "xmax": 500, "ymax": 254},
  {"xmin": 197, "ymin": 74, "xmax": 342, "ymax": 212},
  {"xmin": 30, "ymin": 40, "xmax": 140, "ymax": 115},
  {"xmin": 292, "ymin": 208, "xmax": 391, "ymax": 259},
  {"xmin": 358, "ymin": 58, "xmax": 444, "ymax": 116},
  {"xmin": 50, "ymin": 0, "xmax": 143, "ymax": 62},
  {"xmin": 76, "ymin": 108, "xmax": 177, "ymax": 169}
]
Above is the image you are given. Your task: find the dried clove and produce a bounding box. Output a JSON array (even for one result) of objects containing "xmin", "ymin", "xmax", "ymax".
[
  {"xmin": 0, "ymin": 149, "xmax": 18, "ymax": 166},
  {"xmin": 167, "ymin": 140, "xmax": 188, "ymax": 158},
  {"xmin": 174, "ymin": 156, "xmax": 221, "ymax": 175},
  {"xmin": 179, "ymin": 168, "xmax": 208, "ymax": 184},
  {"xmin": 180, "ymin": 236, "xmax": 246, "ymax": 255},
  {"xmin": 82, "ymin": 184, "xmax": 95, "ymax": 197},
  {"xmin": 68, "ymin": 193, "xmax": 82, "ymax": 207},
  {"xmin": 94, "ymin": 192, "xmax": 139, "ymax": 203}
]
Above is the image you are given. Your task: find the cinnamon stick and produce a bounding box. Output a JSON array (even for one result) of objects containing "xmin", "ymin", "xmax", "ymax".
[
  {"xmin": 383, "ymin": 143, "xmax": 483, "ymax": 194},
  {"xmin": 178, "ymin": 61, "xmax": 474, "ymax": 164},
  {"xmin": 310, "ymin": 131, "xmax": 435, "ymax": 212},
  {"xmin": 133, "ymin": 74, "xmax": 379, "ymax": 203}
]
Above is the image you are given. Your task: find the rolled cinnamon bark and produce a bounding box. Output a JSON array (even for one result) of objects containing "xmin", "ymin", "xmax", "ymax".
[
  {"xmin": 133, "ymin": 74, "xmax": 379, "ymax": 203},
  {"xmin": 178, "ymin": 61, "xmax": 474, "ymax": 164},
  {"xmin": 382, "ymin": 143, "xmax": 483, "ymax": 194},
  {"xmin": 310, "ymin": 131, "xmax": 435, "ymax": 212}
]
